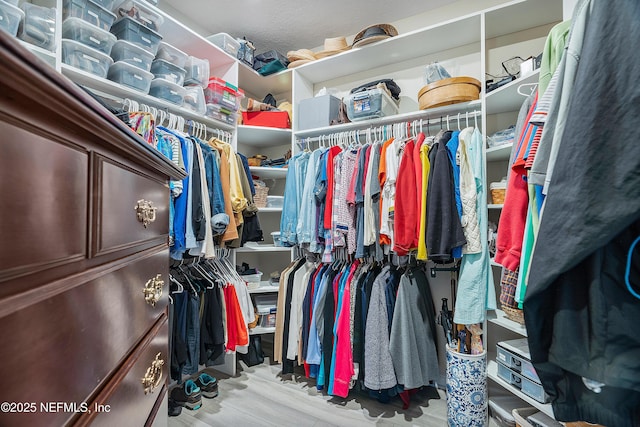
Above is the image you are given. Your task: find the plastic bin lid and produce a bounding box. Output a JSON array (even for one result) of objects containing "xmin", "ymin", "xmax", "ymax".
[
  {"xmin": 112, "ymin": 39, "xmax": 154, "ymax": 57},
  {"xmin": 3, "ymin": 1, "xmax": 25, "ymax": 19},
  {"xmin": 207, "ymin": 76, "xmax": 243, "ymax": 95},
  {"xmin": 111, "ymin": 0, "xmax": 164, "ymax": 28},
  {"xmin": 109, "ymin": 60, "xmax": 153, "ymax": 77},
  {"xmin": 62, "ymin": 38, "xmax": 113, "ymax": 63}
]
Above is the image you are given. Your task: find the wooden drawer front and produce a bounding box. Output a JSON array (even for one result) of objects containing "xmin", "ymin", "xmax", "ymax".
[
  {"xmin": 0, "ymin": 249, "xmax": 168, "ymax": 427},
  {"xmin": 94, "ymin": 155, "xmax": 169, "ymax": 257},
  {"xmin": 86, "ymin": 317, "xmax": 168, "ymax": 427},
  {"xmin": 0, "ymin": 124, "xmax": 87, "ymax": 282}
]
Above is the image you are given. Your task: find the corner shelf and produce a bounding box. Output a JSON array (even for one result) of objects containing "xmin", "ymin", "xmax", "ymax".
[
  {"xmin": 237, "ymin": 125, "xmax": 292, "ymax": 147},
  {"xmin": 235, "ymin": 244, "xmax": 292, "ymax": 253},
  {"xmin": 488, "ymin": 309, "xmax": 528, "ymax": 337},
  {"xmin": 249, "ymin": 166, "xmax": 288, "ymax": 180},
  {"xmin": 238, "ymin": 62, "xmax": 292, "ymax": 98},
  {"xmin": 487, "ymin": 143, "xmax": 513, "ymax": 162},
  {"xmin": 487, "ymin": 360, "xmax": 553, "ymax": 418},
  {"xmin": 485, "ymin": 70, "xmax": 540, "ymax": 115},
  {"xmin": 248, "ymin": 282, "xmax": 280, "ymax": 294},
  {"xmin": 249, "ymin": 326, "xmax": 276, "ymax": 335}
]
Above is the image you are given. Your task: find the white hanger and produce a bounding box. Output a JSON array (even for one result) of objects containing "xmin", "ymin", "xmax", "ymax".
[{"xmin": 517, "ymin": 83, "xmax": 538, "ymax": 97}]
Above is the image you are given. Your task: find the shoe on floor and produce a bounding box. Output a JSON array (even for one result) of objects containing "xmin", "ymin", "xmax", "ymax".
[
  {"xmin": 170, "ymin": 379, "xmax": 202, "ymax": 410},
  {"xmin": 195, "ymin": 373, "xmax": 219, "ymax": 398},
  {"xmin": 168, "ymin": 398, "xmax": 182, "ymax": 417}
]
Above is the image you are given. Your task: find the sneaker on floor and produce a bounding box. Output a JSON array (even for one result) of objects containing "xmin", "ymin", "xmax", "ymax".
[
  {"xmin": 168, "ymin": 398, "xmax": 182, "ymax": 417},
  {"xmin": 170, "ymin": 379, "xmax": 202, "ymax": 410},
  {"xmin": 194, "ymin": 373, "xmax": 219, "ymax": 398}
]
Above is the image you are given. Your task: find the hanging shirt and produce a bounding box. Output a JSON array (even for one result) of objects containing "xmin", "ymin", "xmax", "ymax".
[
  {"xmin": 323, "ymin": 146, "xmax": 343, "ymax": 230},
  {"xmin": 393, "ymin": 139, "xmax": 418, "ymax": 256},
  {"xmin": 298, "ymin": 149, "xmax": 324, "ymax": 245},
  {"xmin": 458, "ymin": 128, "xmax": 481, "ymax": 254},
  {"xmin": 209, "ymin": 138, "xmax": 239, "ymax": 242},
  {"xmin": 446, "ymin": 131, "xmax": 463, "ymax": 259},
  {"xmin": 335, "ymin": 149, "xmax": 358, "ymax": 254},
  {"xmin": 417, "ymin": 137, "xmax": 433, "ymax": 260},
  {"xmin": 380, "ymin": 139, "xmax": 401, "ymax": 247},
  {"xmin": 363, "ymin": 143, "xmax": 379, "ymax": 246},
  {"xmin": 455, "ymin": 127, "xmax": 496, "ymax": 324},
  {"xmin": 378, "ymin": 138, "xmax": 395, "ymax": 247}
]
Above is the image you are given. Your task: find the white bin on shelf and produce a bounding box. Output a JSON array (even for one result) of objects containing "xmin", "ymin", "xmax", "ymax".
[{"xmin": 446, "ymin": 347, "xmax": 487, "ymax": 427}]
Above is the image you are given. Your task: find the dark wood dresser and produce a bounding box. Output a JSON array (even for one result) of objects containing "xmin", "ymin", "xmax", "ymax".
[{"xmin": 0, "ymin": 32, "xmax": 186, "ymax": 426}]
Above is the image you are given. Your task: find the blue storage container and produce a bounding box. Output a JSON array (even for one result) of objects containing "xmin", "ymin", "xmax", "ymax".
[
  {"xmin": 345, "ymin": 87, "xmax": 398, "ymax": 121},
  {"xmin": 62, "ymin": 0, "xmax": 116, "ymax": 31},
  {"xmin": 108, "ymin": 61, "xmax": 153, "ymax": 93},
  {"xmin": 110, "ymin": 15, "xmax": 161, "ymax": 55}
]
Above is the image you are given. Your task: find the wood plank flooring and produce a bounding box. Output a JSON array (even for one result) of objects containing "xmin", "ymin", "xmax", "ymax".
[{"xmin": 168, "ymin": 341, "xmax": 499, "ymax": 427}]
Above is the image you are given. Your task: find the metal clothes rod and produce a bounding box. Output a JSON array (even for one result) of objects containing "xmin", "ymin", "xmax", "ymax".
[{"xmin": 296, "ymin": 109, "xmax": 482, "ymax": 144}]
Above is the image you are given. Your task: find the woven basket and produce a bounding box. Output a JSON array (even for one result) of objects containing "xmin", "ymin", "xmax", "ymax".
[
  {"xmin": 503, "ymin": 305, "xmax": 525, "ymax": 325},
  {"xmin": 418, "ymin": 76, "xmax": 481, "ymax": 110},
  {"xmin": 491, "ymin": 188, "xmax": 506, "ymax": 204},
  {"xmin": 254, "ymin": 185, "xmax": 269, "ymax": 208}
]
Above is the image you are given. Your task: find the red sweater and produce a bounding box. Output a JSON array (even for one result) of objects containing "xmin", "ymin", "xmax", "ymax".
[{"xmin": 394, "ymin": 140, "xmax": 418, "ymax": 255}]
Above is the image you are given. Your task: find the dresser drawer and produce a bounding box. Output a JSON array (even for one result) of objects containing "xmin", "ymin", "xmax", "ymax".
[
  {"xmin": 0, "ymin": 248, "xmax": 168, "ymax": 427},
  {"xmin": 93, "ymin": 155, "xmax": 169, "ymax": 257},
  {"xmin": 83, "ymin": 316, "xmax": 169, "ymax": 427},
  {"xmin": 0, "ymin": 124, "xmax": 87, "ymax": 283}
]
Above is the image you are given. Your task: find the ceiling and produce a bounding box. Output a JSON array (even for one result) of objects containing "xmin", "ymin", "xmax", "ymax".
[{"xmin": 160, "ymin": 0, "xmax": 459, "ymax": 55}]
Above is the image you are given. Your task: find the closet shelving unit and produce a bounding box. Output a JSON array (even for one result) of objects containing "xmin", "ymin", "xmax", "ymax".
[
  {"xmin": 12, "ymin": 0, "xmax": 568, "ymax": 405},
  {"xmin": 483, "ymin": 0, "xmax": 562, "ymax": 420}
]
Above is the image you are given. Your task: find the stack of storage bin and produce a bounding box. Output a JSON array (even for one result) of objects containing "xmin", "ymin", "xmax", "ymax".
[
  {"xmin": 496, "ymin": 339, "xmax": 549, "ymax": 404},
  {"xmin": 204, "ymin": 76, "xmax": 244, "ymax": 125},
  {"xmin": 61, "ymin": 0, "xmax": 117, "ymax": 78},
  {"xmin": 108, "ymin": 0, "xmax": 162, "ymax": 93},
  {"xmin": 0, "ymin": 0, "xmax": 57, "ymax": 52}
]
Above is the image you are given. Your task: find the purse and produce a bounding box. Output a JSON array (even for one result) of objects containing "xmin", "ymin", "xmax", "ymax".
[{"xmin": 239, "ymin": 335, "xmax": 265, "ymax": 366}]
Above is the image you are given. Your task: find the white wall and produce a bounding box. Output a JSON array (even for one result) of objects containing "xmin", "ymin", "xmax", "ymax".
[{"xmin": 563, "ymin": 0, "xmax": 579, "ymax": 19}]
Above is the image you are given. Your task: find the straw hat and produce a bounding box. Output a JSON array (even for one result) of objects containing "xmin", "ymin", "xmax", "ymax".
[
  {"xmin": 287, "ymin": 59, "xmax": 313, "ymax": 69},
  {"xmin": 352, "ymin": 24, "xmax": 398, "ymax": 48},
  {"xmin": 315, "ymin": 36, "xmax": 351, "ymax": 59},
  {"xmin": 287, "ymin": 49, "xmax": 316, "ymax": 62}
]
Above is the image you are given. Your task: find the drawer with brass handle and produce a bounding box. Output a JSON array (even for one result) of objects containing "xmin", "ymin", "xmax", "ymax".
[
  {"xmin": 93, "ymin": 155, "xmax": 169, "ymax": 258},
  {"xmin": 79, "ymin": 316, "xmax": 169, "ymax": 427}
]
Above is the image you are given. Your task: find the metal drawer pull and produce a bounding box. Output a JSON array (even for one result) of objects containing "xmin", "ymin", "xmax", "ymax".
[
  {"xmin": 141, "ymin": 352, "xmax": 164, "ymax": 395},
  {"xmin": 135, "ymin": 199, "xmax": 157, "ymax": 228},
  {"xmin": 143, "ymin": 274, "xmax": 164, "ymax": 307}
]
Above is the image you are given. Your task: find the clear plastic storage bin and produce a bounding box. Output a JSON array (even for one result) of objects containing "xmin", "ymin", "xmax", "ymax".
[
  {"xmin": 110, "ymin": 15, "xmax": 162, "ymax": 55},
  {"xmin": 89, "ymin": 0, "xmax": 116, "ymax": 11},
  {"xmin": 108, "ymin": 60, "xmax": 153, "ymax": 93},
  {"xmin": 271, "ymin": 231, "xmax": 284, "ymax": 247},
  {"xmin": 155, "ymin": 41, "xmax": 188, "ymax": 68},
  {"xmin": 266, "ymin": 196, "xmax": 284, "ymax": 208},
  {"xmin": 3, "ymin": 0, "xmax": 19, "ymax": 6},
  {"xmin": 183, "ymin": 55, "xmax": 209, "ymax": 87},
  {"xmin": 204, "ymin": 77, "xmax": 243, "ymax": 111},
  {"xmin": 183, "ymin": 85, "xmax": 206, "ymax": 115},
  {"xmin": 62, "ymin": 0, "xmax": 116, "ymax": 31},
  {"xmin": 112, "ymin": 0, "xmax": 163, "ymax": 32},
  {"xmin": 0, "ymin": 0, "xmax": 24, "ymax": 37},
  {"xmin": 19, "ymin": 3, "xmax": 56, "ymax": 51},
  {"xmin": 206, "ymin": 32, "xmax": 240, "ymax": 57},
  {"xmin": 110, "ymin": 39, "xmax": 153, "ymax": 71},
  {"xmin": 149, "ymin": 78, "xmax": 185, "ymax": 105},
  {"xmin": 345, "ymin": 87, "xmax": 399, "ymax": 121},
  {"xmin": 150, "ymin": 58, "xmax": 185, "ymax": 85},
  {"xmin": 204, "ymin": 103, "xmax": 237, "ymax": 125},
  {"xmin": 62, "ymin": 17, "xmax": 117, "ymax": 55},
  {"xmin": 62, "ymin": 38, "xmax": 113, "ymax": 78}
]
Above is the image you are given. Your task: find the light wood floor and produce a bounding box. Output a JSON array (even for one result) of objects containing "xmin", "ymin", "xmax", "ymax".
[{"xmin": 168, "ymin": 341, "xmax": 499, "ymax": 427}]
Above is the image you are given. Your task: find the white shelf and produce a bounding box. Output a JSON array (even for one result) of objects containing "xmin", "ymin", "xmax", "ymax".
[
  {"xmin": 486, "ymin": 70, "xmax": 541, "ymax": 115},
  {"xmin": 235, "ymin": 244, "xmax": 292, "ymax": 253},
  {"xmin": 249, "ymin": 326, "xmax": 276, "ymax": 335},
  {"xmin": 294, "ymin": 100, "xmax": 482, "ymax": 139},
  {"xmin": 61, "ymin": 65, "xmax": 235, "ymax": 131},
  {"xmin": 248, "ymin": 281, "xmax": 280, "ymax": 294},
  {"xmin": 488, "ymin": 309, "xmax": 528, "ymax": 337},
  {"xmin": 249, "ymin": 166, "xmax": 288, "ymax": 180},
  {"xmin": 258, "ymin": 207, "xmax": 283, "ymax": 213},
  {"xmin": 152, "ymin": 4, "xmax": 236, "ymax": 74},
  {"xmin": 238, "ymin": 62, "xmax": 292, "ymax": 98},
  {"xmin": 18, "ymin": 40, "xmax": 56, "ymax": 68},
  {"xmin": 487, "ymin": 360, "xmax": 553, "ymax": 418},
  {"xmin": 488, "ymin": 204, "xmax": 504, "ymax": 209},
  {"xmin": 294, "ymin": 13, "xmax": 481, "ymax": 84},
  {"xmin": 490, "ymin": 258, "xmax": 502, "ymax": 267},
  {"xmin": 485, "ymin": 0, "xmax": 563, "ymax": 39},
  {"xmin": 487, "ymin": 143, "xmax": 513, "ymax": 162},
  {"xmin": 238, "ymin": 125, "xmax": 292, "ymax": 147}
]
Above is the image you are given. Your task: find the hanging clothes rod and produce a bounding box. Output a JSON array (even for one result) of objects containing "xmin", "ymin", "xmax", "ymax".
[{"xmin": 296, "ymin": 109, "xmax": 482, "ymax": 144}]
